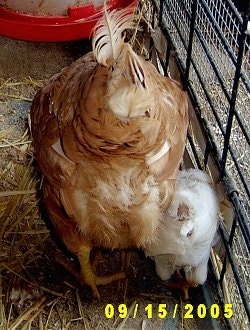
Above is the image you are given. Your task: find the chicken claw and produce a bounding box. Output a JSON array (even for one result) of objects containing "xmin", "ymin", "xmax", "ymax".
[
  {"xmin": 162, "ymin": 270, "xmax": 198, "ymax": 300},
  {"xmin": 55, "ymin": 247, "xmax": 126, "ymax": 299}
]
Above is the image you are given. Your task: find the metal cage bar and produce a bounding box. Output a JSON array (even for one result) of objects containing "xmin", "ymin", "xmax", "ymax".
[{"xmin": 152, "ymin": 0, "xmax": 250, "ymax": 326}]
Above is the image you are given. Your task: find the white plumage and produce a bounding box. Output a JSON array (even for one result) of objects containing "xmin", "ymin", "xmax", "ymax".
[{"xmin": 144, "ymin": 169, "xmax": 219, "ymax": 298}]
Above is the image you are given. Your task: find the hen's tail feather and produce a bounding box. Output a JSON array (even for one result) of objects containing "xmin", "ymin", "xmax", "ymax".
[
  {"xmin": 92, "ymin": 6, "xmax": 135, "ymax": 67},
  {"xmin": 128, "ymin": 53, "xmax": 146, "ymax": 87}
]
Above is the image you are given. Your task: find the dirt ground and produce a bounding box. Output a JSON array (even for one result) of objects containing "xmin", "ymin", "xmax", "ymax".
[{"xmin": 0, "ymin": 34, "xmax": 227, "ymax": 330}]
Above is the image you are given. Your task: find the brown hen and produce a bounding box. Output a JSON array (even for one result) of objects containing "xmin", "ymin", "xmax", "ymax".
[{"xmin": 31, "ymin": 7, "xmax": 188, "ymax": 298}]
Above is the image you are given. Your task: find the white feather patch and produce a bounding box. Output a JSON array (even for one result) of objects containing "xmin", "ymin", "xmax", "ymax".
[
  {"xmin": 92, "ymin": 7, "xmax": 135, "ymax": 66},
  {"xmin": 146, "ymin": 139, "xmax": 171, "ymax": 165},
  {"xmin": 180, "ymin": 220, "xmax": 194, "ymax": 237},
  {"xmin": 162, "ymin": 95, "xmax": 173, "ymax": 108},
  {"xmin": 52, "ymin": 139, "xmax": 70, "ymax": 161},
  {"xmin": 108, "ymin": 84, "xmax": 153, "ymax": 118}
]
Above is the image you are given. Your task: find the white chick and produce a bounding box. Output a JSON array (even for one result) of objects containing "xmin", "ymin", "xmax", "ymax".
[{"xmin": 144, "ymin": 169, "xmax": 219, "ymax": 299}]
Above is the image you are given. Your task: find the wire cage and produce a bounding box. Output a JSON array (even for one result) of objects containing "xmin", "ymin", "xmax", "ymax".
[
  {"xmin": 145, "ymin": 0, "xmax": 249, "ymax": 328},
  {"xmin": 0, "ymin": 0, "xmax": 249, "ymax": 328}
]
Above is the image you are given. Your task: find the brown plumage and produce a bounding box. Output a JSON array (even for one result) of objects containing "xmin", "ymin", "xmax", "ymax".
[{"xmin": 31, "ymin": 7, "xmax": 188, "ymax": 298}]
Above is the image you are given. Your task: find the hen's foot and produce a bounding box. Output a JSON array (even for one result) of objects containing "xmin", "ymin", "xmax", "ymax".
[
  {"xmin": 55, "ymin": 249, "xmax": 126, "ymax": 299},
  {"xmin": 79, "ymin": 247, "xmax": 127, "ymax": 299},
  {"xmin": 162, "ymin": 271, "xmax": 198, "ymax": 300}
]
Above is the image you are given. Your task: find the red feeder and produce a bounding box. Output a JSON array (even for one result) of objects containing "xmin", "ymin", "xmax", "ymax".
[{"xmin": 0, "ymin": 0, "xmax": 136, "ymax": 42}]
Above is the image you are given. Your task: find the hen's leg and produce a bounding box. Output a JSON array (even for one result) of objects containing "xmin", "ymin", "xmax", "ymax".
[
  {"xmin": 117, "ymin": 250, "xmax": 131, "ymax": 295},
  {"xmin": 77, "ymin": 246, "xmax": 126, "ymax": 299},
  {"xmin": 54, "ymin": 247, "xmax": 100, "ymax": 298},
  {"xmin": 77, "ymin": 246, "xmax": 100, "ymax": 298},
  {"xmin": 162, "ymin": 271, "xmax": 198, "ymax": 300},
  {"xmin": 56, "ymin": 248, "xmax": 126, "ymax": 299},
  {"xmin": 44, "ymin": 186, "xmax": 125, "ymax": 298}
]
